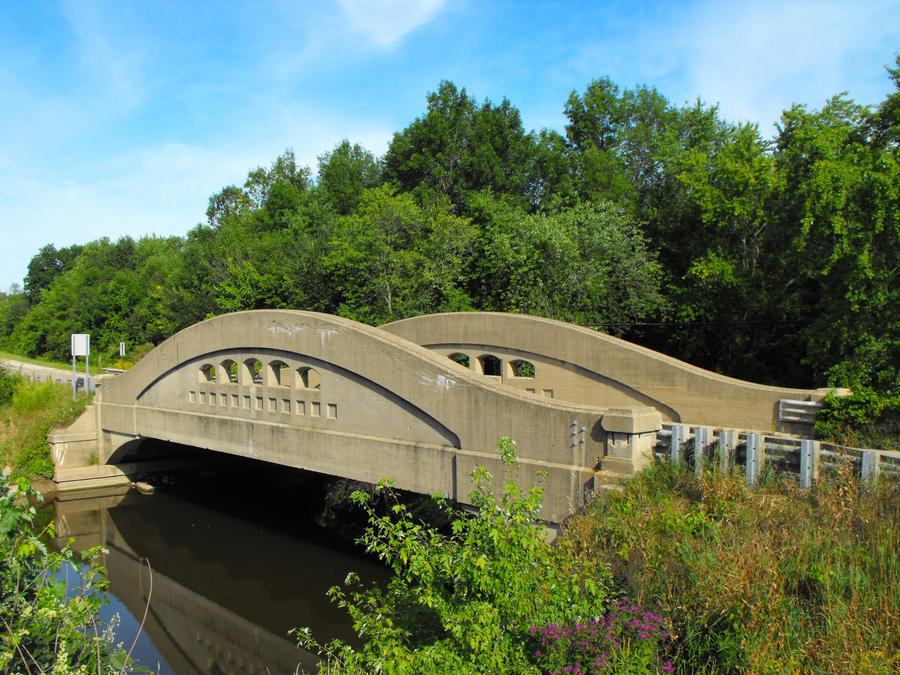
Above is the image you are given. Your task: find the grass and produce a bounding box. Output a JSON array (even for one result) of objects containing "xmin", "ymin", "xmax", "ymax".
[
  {"xmin": 563, "ymin": 460, "xmax": 900, "ymax": 674},
  {"xmin": 0, "ymin": 370, "xmax": 92, "ymax": 478}
]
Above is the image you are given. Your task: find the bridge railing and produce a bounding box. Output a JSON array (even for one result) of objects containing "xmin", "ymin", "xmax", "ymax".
[
  {"xmin": 655, "ymin": 424, "xmax": 900, "ymax": 488},
  {"xmin": 16, "ymin": 370, "xmax": 97, "ymax": 393}
]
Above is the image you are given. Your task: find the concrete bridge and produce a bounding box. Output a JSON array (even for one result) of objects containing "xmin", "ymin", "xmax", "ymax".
[{"xmin": 51, "ymin": 310, "xmax": 828, "ymax": 523}]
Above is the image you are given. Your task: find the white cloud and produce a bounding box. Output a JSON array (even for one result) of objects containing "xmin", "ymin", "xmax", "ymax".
[
  {"xmin": 672, "ymin": 0, "xmax": 900, "ymax": 128},
  {"xmin": 338, "ymin": 0, "xmax": 446, "ymax": 47},
  {"xmin": 0, "ymin": 110, "xmax": 397, "ymax": 291}
]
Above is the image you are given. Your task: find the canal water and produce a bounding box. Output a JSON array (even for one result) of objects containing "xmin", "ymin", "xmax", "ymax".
[{"xmin": 48, "ymin": 455, "xmax": 391, "ymax": 674}]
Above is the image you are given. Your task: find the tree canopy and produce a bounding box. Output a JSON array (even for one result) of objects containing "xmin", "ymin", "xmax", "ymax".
[{"xmin": 2, "ymin": 68, "xmax": 898, "ymax": 394}]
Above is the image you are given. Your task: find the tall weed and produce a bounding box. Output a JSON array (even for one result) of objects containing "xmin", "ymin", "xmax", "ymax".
[
  {"xmin": 566, "ymin": 460, "xmax": 900, "ymax": 673},
  {"xmin": 0, "ymin": 378, "xmax": 90, "ymax": 477}
]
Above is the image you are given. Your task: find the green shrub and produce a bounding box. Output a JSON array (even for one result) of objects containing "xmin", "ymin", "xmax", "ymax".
[
  {"xmin": 0, "ymin": 474, "xmax": 132, "ymax": 672},
  {"xmin": 0, "ymin": 365, "xmax": 18, "ymax": 407},
  {"xmin": 296, "ymin": 438, "xmax": 612, "ymax": 674},
  {"xmin": 815, "ymin": 387, "xmax": 900, "ymax": 450}
]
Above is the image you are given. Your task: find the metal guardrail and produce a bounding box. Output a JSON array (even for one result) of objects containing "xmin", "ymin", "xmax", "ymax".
[
  {"xmin": 777, "ymin": 398, "xmax": 822, "ymax": 425},
  {"xmin": 656, "ymin": 423, "xmax": 898, "ymax": 488}
]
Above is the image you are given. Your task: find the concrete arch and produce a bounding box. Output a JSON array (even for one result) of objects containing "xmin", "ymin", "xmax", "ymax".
[
  {"xmin": 382, "ymin": 312, "xmax": 826, "ymax": 432},
  {"xmin": 94, "ymin": 311, "xmax": 624, "ymax": 522}
]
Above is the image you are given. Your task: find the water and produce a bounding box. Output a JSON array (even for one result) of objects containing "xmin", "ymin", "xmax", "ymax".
[{"xmin": 49, "ymin": 461, "xmax": 390, "ymax": 674}]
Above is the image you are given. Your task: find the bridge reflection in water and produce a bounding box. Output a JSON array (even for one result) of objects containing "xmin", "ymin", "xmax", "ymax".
[{"xmin": 53, "ymin": 481, "xmax": 390, "ymax": 675}]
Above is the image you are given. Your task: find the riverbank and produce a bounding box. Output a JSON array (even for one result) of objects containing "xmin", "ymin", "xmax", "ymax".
[
  {"xmin": 288, "ymin": 439, "xmax": 900, "ymax": 674},
  {"xmin": 0, "ymin": 367, "xmax": 91, "ymax": 478}
]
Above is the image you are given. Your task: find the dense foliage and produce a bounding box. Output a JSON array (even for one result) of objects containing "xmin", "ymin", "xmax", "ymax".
[
  {"xmin": 1, "ymin": 61, "xmax": 898, "ymax": 399},
  {"xmin": 815, "ymin": 387, "xmax": 900, "ymax": 451},
  {"xmin": 295, "ymin": 440, "xmax": 620, "ymax": 674},
  {"xmin": 299, "ymin": 441, "xmax": 898, "ymax": 674},
  {"xmin": 0, "ymin": 475, "xmax": 130, "ymax": 672}
]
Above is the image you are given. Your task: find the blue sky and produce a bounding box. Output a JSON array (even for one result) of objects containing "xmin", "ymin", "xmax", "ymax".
[{"xmin": 1, "ymin": 0, "xmax": 898, "ymax": 292}]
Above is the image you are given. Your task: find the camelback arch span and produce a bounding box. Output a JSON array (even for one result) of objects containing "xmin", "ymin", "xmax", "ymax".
[
  {"xmin": 52, "ymin": 310, "xmax": 826, "ymax": 523},
  {"xmin": 382, "ymin": 312, "xmax": 827, "ymax": 433}
]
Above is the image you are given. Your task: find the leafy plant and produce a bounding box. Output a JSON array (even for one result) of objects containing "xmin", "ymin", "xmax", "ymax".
[
  {"xmin": 815, "ymin": 387, "xmax": 900, "ymax": 450},
  {"xmin": 295, "ymin": 438, "xmax": 611, "ymax": 674},
  {"xmin": 0, "ymin": 474, "xmax": 132, "ymax": 673},
  {"xmin": 0, "ymin": 365, "xmax": 18, "ymax": 407}
]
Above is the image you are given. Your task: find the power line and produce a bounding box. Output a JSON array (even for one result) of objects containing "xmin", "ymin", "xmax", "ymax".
[{"xmin": 583, "ymin": 320, "xmax": 810, "ymax": 328}]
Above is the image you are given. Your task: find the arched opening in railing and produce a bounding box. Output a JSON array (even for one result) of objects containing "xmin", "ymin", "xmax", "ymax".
[
  {"xmin": 478, "ymin": 355, "xmax": 502, "ymax": 377},
  {"xmin": 268, "ymin": 360, "xmax": 289, "ymax": 387},
  {"xmin": 296, "ymin": 366, "xmax": 321, "ymax": 389},
  {"xmin": 198, "ymin": 364, "xmax": 216, "ymax": 383},
  {"xmin": 243, "ymin": 358, "xmax": 263, "ymax": 385},
  {"xmin": 448, "ymin": 353, "xmax": 470, "ymax": 368},
  {"xmin": 219, "ymin": 359, "xmax": 238, "ymax": 384},
  {"xmin": 508, "ymin": 359, "xmax": 535, "ymax": 378}
]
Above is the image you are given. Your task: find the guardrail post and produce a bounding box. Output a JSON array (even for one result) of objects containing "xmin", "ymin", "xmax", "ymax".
[
  {"xmin": 861, "ymin": 450, "xmax": 880, "ymax": 487},
  {"xmin": 694, "ymin": 427, "xmax": 710, "ymax": 477},
  {"xmin": 746, "ymin": 434, "xmax": 762, "ymax": 487},
  {"xmin": 670, "ymin": 425, "xmax": 685, "ymax": 465},
  {"xmin": 717, "ymin": 430, "xmax": 736, "ymax": 473},
  {"xmin": 799, "ymin": 439, "xmax": 818, "ymax": 488}
]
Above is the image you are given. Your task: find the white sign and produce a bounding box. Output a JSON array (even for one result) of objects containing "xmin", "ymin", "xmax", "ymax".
[
  {"xmin": 71, "ymin": 333, "xmax": 90, "ymax": 357},
  {"xmin": 119, "ymin": 342, "xmax": 126, "ymax": 357}
]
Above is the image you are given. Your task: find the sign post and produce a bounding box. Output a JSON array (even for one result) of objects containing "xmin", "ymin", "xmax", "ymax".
[{"xmin": 70, "ymin": 333, "xmax": 90, "ymax": 400}]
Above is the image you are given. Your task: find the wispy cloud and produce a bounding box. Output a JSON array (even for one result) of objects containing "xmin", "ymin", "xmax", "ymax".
[
  {"xmin": 58, "ymin": 0, "xmax": 147, "ymax": 112},
  {"xmin": 338, "ymin": 0, "xmax": 446, "ymax": 47},
  {"xmin": 672, "ymin": 0, "xmax": 900, "ymax": 128}
]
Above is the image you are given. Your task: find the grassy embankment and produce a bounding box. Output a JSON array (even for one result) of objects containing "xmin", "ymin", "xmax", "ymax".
[
  {"xmin": 0, "ymin": 366, "xmax": 91, "ymax": 478},
  {"xmin": 564, "ymin": 461, "xmax": 900, "ymax": 673}
]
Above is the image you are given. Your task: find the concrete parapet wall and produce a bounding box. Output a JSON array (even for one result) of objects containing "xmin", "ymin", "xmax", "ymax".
[
  {"xmin": 86, "ymin": 310, "xmax": 659, "ymax": 522},
  {"xmin": 383, "ymin": 312, "xmax": 825, "ymax": 432}
]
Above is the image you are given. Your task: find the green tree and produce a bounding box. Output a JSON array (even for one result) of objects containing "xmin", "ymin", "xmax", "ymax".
[
  {"xmin": 23, "ymin": 243, "xmax": 83, "ymax": 304},
  {"xmin": 384, "ymin": 81, "xmax": 538, "ymax": 211},
  {"xmin": 0, "ymin": 286, "xmax": 29, "ymax": 350},
  {"xmin": 775, "ymin": 94, "xmax": 900, "ymax": 388},
  {"xmin": 324, "ymin": 185, "xmax": 474, "ymax": 324},
  {"xmin": 564, "ymin": 79, "xmax": 680, "ymax": 208},
  {"xmin": 868, "ymin": 55, "xmax": 900, "ymax": 150},
  {"xmin": 317, "ymin": 140, "xmax": 383, "ymax": 215},
  {"xmin": 467, "ymin": 194, "xmax": 664, "ymax": 330},
  {"xmin": 663, "ymin": 123, "xmax": 806, "ymax": 380}
]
